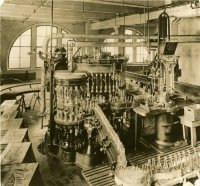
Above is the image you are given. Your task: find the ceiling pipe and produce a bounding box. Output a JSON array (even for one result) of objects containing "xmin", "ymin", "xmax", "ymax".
[
  {"xmin": 42, "ymin": 33, "xmax": 200, "ymax": 54},
  {"xmin": 42, "ymin": 33, "xmax": 149, "ymax": 53}
]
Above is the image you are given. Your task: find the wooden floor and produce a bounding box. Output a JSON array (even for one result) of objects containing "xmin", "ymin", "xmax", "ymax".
[{"xmin": 82, "ymin": 144, "xmax": 200, "ymax": 186}]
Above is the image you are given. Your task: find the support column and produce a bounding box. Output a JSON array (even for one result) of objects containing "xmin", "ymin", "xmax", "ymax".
[
  {"xmin": 84, "ymin": 21, "xmax": 97, "ymax": 56},
  {"xmin": 132, "ymin": 31, "xmax": 137, "ymax": 64},
  {"xmin": 84, "ymin": 22, "xmax": 88, "ymax": 55},
  {"xmin": 114, "ymin": 26, "xmax": 119, "ymax": 55}
]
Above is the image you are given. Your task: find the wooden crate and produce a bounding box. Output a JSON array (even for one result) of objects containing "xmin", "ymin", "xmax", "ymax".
[
  {"xmin": 0, "ymin": 118, "xmax": 24, "ymax": 130},
  {"xmin": 0, "ymin": 142, "xmax": 36, "ymax": 165},
  {"xmin": 1, "ymin": 163, "xmax": 44, "ymax": 186},
  {"xmin": 1, "ymin": 129, "xmax": 29, "ymax": 144},
  {"xmin": 184, "ymin": 104, "xmax": 200, "ymax": 121},
  {"xmin": 0, "ymin": 99, "xmax": 19, "ymax": 121}
]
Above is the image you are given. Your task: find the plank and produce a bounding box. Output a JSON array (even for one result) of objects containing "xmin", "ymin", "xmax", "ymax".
[
  {"xmin": 1, "ymin": 163, "xmax": 44, "ymax": 186},
  {"xmin": 0, "ymin": 142, "xmax": 34, "ymax": 165},
  {"xmin": 0, "ymin": 129, "xmax": 29, "ymax": 144},
  {"xmin": 0, "ymin": 118, "xmax": 24, "ymax": 130}
]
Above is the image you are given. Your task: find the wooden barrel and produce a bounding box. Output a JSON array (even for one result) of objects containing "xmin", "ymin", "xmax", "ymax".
[{"xmin": 155, "ymin": 113, "xmax": 176, "ymax": 147}]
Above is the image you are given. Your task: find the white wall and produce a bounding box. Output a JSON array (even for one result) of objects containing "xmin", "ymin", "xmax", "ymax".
[{"xmin": 175, "ymin": 18, "xmax": 200, "ymax": 86}]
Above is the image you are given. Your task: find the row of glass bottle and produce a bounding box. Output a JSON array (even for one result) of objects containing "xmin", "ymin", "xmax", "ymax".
[
  {"xmin": 94, "ymin": 105, "xmax": 127, "ymax": 168},
  {"xmin": 55, "ymin": 93, "xmax": 106, "ymax": 123},
  {"xmin": 141, "ymin": 148, "xmax": 200, "ymax": 184},
  {"xmin": 88, "ymin": 72, "xmax": 125, "ymax": 94}
]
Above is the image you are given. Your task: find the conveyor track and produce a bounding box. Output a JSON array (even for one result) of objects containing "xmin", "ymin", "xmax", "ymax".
[{"xmin": 82, "ymin": 144, "xmax": 200, "ymax": 186}]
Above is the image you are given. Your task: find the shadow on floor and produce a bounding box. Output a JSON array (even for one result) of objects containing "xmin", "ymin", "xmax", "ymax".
[{"xmin": 23, "ymin": 108, "xmax": 88, "ymax": 186}]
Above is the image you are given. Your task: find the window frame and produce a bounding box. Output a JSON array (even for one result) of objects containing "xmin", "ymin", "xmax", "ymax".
[
  {"xmin": 7, "ymin": 24, "xmax": 71, "ymax": 70},
  {"xmin": 8, "ymin": 28, "xmax": 32, "ymax": 69}
]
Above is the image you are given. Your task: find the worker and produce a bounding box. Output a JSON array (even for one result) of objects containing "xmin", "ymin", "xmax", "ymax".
[{"xmin": 54, "ymin": 47, "xmax": 68, "ymax": 71}]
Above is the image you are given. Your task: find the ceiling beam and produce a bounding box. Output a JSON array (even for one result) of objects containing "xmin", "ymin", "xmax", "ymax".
[
  {"xmin": 0, "ymin": 14, "xmax": 88, "ymax": 23},
  {"xmin": 91, "ymin": 3, "xmax": 200, "ymax": 30},
  {"xmin": 62, "ymin": 0, "xmax": 147, "ymax": 8},
  {"xmin": 1, "ymin": 3, "xmax": 118, "ymax": 16},
  {"xmin": 0, "ymin": 9, "xmax": 113, "ymax": 21},
  {"xmin": 1, "ymin": 13, "xmax": 90, "ymax": 24}
]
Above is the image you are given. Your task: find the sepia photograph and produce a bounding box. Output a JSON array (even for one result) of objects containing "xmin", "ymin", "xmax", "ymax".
[{"xmin": 0, "ymin": 0, "xmax": 200, "ymax": 185}]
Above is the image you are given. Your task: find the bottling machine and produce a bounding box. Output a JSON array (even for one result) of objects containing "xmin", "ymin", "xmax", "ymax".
[{"xmin": 38, "ymin": 9, "xmax": 200, "ymax": 186}]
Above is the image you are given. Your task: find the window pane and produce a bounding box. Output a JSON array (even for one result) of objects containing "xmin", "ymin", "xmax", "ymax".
[
  {"xmin": 20, "ymin": 58, "xmax": 30, "ymax": 68},
  {"xmin": 37, "ymin": 36, "xmax": 44, "ymax": 46},
  {"xmin": 36, "ymin": 47, "xmax": 43, "ymax": 67},
  {"xmin": 37, "ymin": 26, "xmax": 48, "ymax": 36},
  {"xmin": 9, "ymin": 58, "xmax": 20, "ymax": 68},
  {"xmin": 22, "ymin": 29, "xmax": 31, "ymax": 36},
  {"xmin": 137, "ymin": 55, "xmax": 142, "ymax": 62},
  {"xmin": 106, "ymin": 47, "xmax": 115, "ymax": 55},
  {"xmin": 61, "ymin": 30, "xmax": 69, "ymax": 45},
  {"xmin": 46, "ymin": 26, "xmax": 57, "ymax": 34},
  {"xmin": 125, "ymin": 47, "xmax": 133, "ymax": 62},
  {"xmin": 9, "ymin": 29, "xmax": 31, "ymax": 69},
  {"xmin": 36, "ymin": 57, "xmax": 43, "ymax": 68},
  {"xmin": 137, "ymin": 47, "xmax": 141, "ymax": 55},
  {"xmin": 21, "ymin": 36, "xmax": 31, "ymax": 46},
  {"xmin": 125, "ymin": 30, "xmax": 132, "ymax": 35},
  {"xmin": 62, "ymin": 38, "xmax": 71, "ymax": 46},
  {"xmin": 10, "ymin": 47, "xmax": 20, "ymax": 58},
  {"xmin": 62, "ymin": 30, "xmax": 67, "ymax": 34},
  {"xmin": 52, "ymin": 39, "xmax": 57, "ymax": 46},
  {"xmin": 20, "ymin": 47, "xmax": 30, "ymax": 57},
  {"xmin": 125, "ymin": 39, "xmax": 132, "ymax": 42},
  {"xmin": 13, "ymin": 37, "xmax": 20, "ymax": 46},
  {"xmin": 106, "ymin": 39, "xmax": 114, "ymax": 43},
  {"xmin": 37, "ymin": 26, "xmax": 57, "ymax": 36}
]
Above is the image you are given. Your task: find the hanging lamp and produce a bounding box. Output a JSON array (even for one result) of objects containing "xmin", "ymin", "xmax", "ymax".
[
  {"xmin": 146, "ymin": 0, "xmax": 151, "ymax": 63},
  {"xmin": 158, "ymin": 9, "xmax": 170, "ymax": 41}
]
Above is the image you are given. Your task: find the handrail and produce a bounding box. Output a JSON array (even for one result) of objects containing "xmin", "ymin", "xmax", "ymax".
[{"xmin": 0, "ymin": 82, "xmax": 41, "ymax": 93}]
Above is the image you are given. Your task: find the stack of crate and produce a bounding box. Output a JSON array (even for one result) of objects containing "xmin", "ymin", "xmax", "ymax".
[{"xmin": 0, "ymin": 99, "xmax": 44, "ymax": 186}]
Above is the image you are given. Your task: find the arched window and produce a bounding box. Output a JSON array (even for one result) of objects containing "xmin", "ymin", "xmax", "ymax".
[
  {"xmin": 124, "ymin": 29, "xmax": 150, "ymax": 63},
  {"xmin": 61, "ymin": 29, "xmax": 77, "ymax": 62},
  {"xmin": 102, "ymin": 29, "xmax": 150, "ymax": 64},
  {"xmin": 9, "ymin": 29, "xmax": 31, "ymax": 69},
  {"xmin": 36, "ymin": 26, "xmax": 58, "ymax": 67},
  {"xmin": 136, "ymin": 33, "xmax": 148, "ymax": 63},
  {"xmin": 103, "ymin": 32, "xmax": 116, "ymax": 55},
  {"xmin": 8, "ymin": 25, "xmax": 72, "ymax": 69},
  {"xmin": 124, "ymin": 29, "xmax": 134, "ymax": 63}
]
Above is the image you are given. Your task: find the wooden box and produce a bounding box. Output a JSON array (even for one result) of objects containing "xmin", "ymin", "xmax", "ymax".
[
  {"xmin": 0, "ymin": 129, "xmax": 29, "ymax": 144},
  {"xmin": 0, "ymin": 118, "xmax": 24, "ymax": 131},
  {"xmin": 184, "ymin": 104, "xmax": 200, "ymax": 121},
  {"xmin": 1, "ymin": 163, "xmax": 44, "ymax": 186},
  {"xmin": 0, "ymin": 142, "xmax": 36, "ymax": 165}
]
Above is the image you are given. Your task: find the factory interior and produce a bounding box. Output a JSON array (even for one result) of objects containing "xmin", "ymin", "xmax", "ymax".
[{"xmin": 0, "ymin": 0, "xmax": 200, "ymax": 185}]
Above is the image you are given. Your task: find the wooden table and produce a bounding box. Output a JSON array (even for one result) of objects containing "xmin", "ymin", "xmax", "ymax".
[
  {"xmin": 1, "ymin": 163, "xmax": 44, "ymax": 186},
  {"xmin": 1, "ymin": 129, "xmax": 29, "ymax": 144},
  {"xmin": 0, "ymin": 142, "xmax": 36, "ymax": 165},
  {"xmin": 0, "ymin": 118, "xmax": 24, "ymax": 130},
  {"xmin": 179, "ymin": 116, "xmax": 200, "ymax": 147}
]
